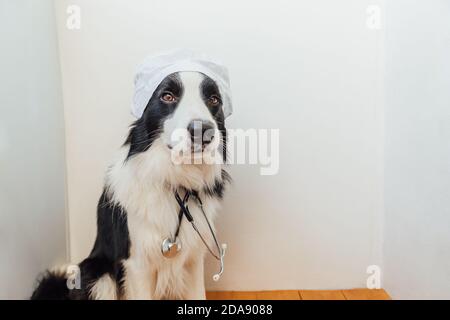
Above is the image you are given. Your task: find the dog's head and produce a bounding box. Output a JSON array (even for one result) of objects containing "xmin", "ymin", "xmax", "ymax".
[{"xmin": 125, "ymin": 71, "xmax": 227, "ymax": 173}]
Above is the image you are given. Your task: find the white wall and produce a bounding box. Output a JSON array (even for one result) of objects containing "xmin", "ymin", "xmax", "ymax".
[
  {"xmin": 383, "ymin": 0, "xmax": 450, "ymax": 299},
  {"xmin": 55, "ymin": 0, "xmax": 385, "ymax": 290},
  {"xmin": 1, "ymin": 0, "xmax": 448, "ymax": 300},
  {"xmin": 0, "ymin": 0, "xmax": 68, "ymax": 299}
]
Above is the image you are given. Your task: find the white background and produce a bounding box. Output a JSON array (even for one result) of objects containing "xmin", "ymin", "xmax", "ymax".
[
  {"xmin": 383, "ymin": 0, "xmax": 450, "ymax": 299},
  {"xmin": 55, "ymin": 0, "xmax": 384, "ymax": 291},
  {"xmin": 0, "ymin": 0, "xmax": 68, "ymax": 299},
  {"xmin": 1, "ymin": 0, "xmax": 449, "ymax": 299}
]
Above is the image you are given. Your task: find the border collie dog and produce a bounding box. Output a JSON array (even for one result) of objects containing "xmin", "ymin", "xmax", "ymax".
[{"xmin": 31, "ymin": 71, "xmax": 230, "ymax": 300}]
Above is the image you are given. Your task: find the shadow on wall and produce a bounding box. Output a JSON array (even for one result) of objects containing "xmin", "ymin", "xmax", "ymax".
[{"xmin": 0, "ymin": 0, "xmax": 68, "ymax": 299}]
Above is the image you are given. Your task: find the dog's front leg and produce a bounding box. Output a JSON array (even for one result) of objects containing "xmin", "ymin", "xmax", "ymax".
[
  {"xmin": 122, "ymin": 258, "xmax": 154, "ymax": 300},
  {"xmin": 184, "ymin": 254, "xmax": 207, "ymax": 300}
]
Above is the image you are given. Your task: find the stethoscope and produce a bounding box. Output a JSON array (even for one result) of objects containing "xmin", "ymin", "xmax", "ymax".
[{"xmin": 161, "ymin": 190, "xmax": 227, "ymax": 281}]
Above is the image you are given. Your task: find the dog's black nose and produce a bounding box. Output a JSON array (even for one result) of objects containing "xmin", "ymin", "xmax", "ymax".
[{"xmin": 187, "ymin": 119, "xmax": 215, "ymax": 146}]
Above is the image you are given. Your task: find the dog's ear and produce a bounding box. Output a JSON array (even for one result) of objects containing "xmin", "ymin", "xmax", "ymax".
[
  {"xmin": 124, "ymin": 116, "xmax": 157, "ymax": 160},
  {"xmin": 212, "ymin": 110, "xmax": 227, "ymax": 163},
  {"xmin": 221, "ymin": 126, "xmax": 228, "ymax": 163}
]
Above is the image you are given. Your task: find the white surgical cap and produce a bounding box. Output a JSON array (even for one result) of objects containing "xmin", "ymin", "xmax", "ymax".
[{"xmin": 132, "ymin": 49, "xmax": 233, "ymax": 119}]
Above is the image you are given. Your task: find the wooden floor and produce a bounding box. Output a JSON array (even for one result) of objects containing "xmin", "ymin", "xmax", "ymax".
[{"xmin": 206, "ymin": 288, "xmax": 391, "ymax": 300}]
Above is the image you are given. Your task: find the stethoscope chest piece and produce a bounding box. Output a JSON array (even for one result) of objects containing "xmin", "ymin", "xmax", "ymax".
[
  {"xmin": 161, "ymin": 237, "xmax": 181, "ymax": 258},
  {"xmin": 161, "ymin": 190, "xmax": 227, "ymax": 281}
]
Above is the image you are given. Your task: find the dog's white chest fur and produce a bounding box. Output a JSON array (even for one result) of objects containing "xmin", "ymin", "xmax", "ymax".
[{"xmin": 103, "ymin": 142, "xmax": 222, "ymax": 299}]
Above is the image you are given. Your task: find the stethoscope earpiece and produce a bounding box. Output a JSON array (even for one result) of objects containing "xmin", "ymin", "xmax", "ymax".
[{"xmin": 212, "ymin": 243, "xmax": 227, "ymax": 281}]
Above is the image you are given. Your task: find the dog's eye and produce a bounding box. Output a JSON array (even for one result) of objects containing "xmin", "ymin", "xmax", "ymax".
[
  {"xmin": 161, "ymin": 92, "xmax": 176, "ymax": 103},
  {"xmin": 208, "ymin": 95, "xmax": 220, "ymax": 106}
]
